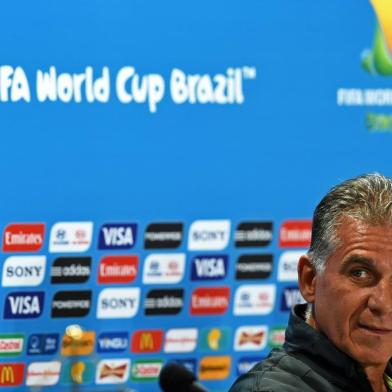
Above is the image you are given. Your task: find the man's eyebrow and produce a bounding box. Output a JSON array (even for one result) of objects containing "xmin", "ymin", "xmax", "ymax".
[{"xmin": 340, "ymin": 255, "xmax": 376, "ymax": 270}]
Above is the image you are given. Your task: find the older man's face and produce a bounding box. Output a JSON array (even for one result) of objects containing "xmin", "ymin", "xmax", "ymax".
[{"xmin": 311, "ymin": 217, "xmax": 392, "ymax": 366}]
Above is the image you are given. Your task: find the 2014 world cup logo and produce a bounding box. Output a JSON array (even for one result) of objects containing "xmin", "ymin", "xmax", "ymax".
[{"xmin": 362, "ymin": 0, "xmax": 392, "ymax": 75}]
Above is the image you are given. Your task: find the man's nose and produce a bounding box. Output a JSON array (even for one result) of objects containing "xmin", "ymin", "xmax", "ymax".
[{"xmin": 368, "ymin": 279, "xmax": 392, "ymax": 316}]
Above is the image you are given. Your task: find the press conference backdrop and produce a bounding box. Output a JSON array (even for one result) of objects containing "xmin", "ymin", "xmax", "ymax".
[{"xmin": 0, "ymin": 0, "xmax": 391, "ymax": 391}]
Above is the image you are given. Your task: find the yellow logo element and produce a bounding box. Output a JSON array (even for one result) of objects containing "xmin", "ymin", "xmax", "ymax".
[
  {"xmin": 140, "ymin": 333, "xmax": 154, "ymax": 350},
  {"xmin": 199, "ymin": 356, "xmax": 231, "ymax": 380},
  {"xmin": 207, "ymin": 328, "xmax": 222, "ymax": 350},
  {"xmin": 61, "ymin": 331, "xmax": 95, "ymax": 356},
  {"xmin": 0, "ymin": 366, "xmax": 14, "ymax": 384},
  {"xmin": 71, "ymin": 362, "xmax": 85, "ymax": 384}
]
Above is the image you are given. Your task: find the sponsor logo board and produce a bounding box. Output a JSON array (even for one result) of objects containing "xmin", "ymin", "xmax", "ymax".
[
  {"xmin": 51, "ymin": 257, "xmax": 91, "ymax": 284},
  {"xmin": 278, "ymin": 251, "xmax": 303, "ymax": 281},
  {"xmin": 97, "ymin": 332, "xmax": 128, "ymax": 353},
  {"xmin": 144, "ymin": 289, "xmax": 184, "ymax": 316},
  {"xmin": 3, "ymin": 223, "xmax": 45, "ymax": 252},
  {"xmin": 280, "ymin": 286, "xmax": 306, "ymax": 311},
  {"xmin": 164, "ymin": 328, "xmax": 198, "ymax": 353},
  {"xmin": 98, "ymin": 255, "xmax": 138, "ymax": 284},
  {"xmin": 131, "ymin": 330, "xmax": 163, "ymax": 353},
  {"xmin": 0, "ymin": 363, "xmax": 25, "ymax": 386},
  {"xmin": 61, "ymin": 331, "xmax": 95, "ymax": 356},
  {"xmin": 199, "ymin": 327, "xmax": 230, "ymax": 352},
  {"xmin": 143, "ymin": 253, "xmax": 185, "ymax": 284},
  {"xmin": 27, "ymin": 333, "xmax": 59, "ymax": 355},
  {"xmin": 190, "ymin": 287, "xmax": 230, "ymax": 315},
  {"xmin": 4, "ymin": 291, "xmax": 44, "ymax": 319},
  {"xmin": 188, "ymin": 220, "xmax": 231, "ymax": 250},
  {"xmin": 144, "ymin": 222, "xmax": 183, "ymax": 249},
  {"xmin": 131, "ymin": 359, "xmax": 163, "ymax": 381},
  {"xmin": 198, "ymin": 356, "xmax": 231, "ymax": 380},
  {"xmin": 0, "ymin": 334, "xmax": 24, "ymax": 356},
  {"xmin": 279, "ymin": 220, "xmax": 312, "ymax": 248},
  {"xmin": 49, "ymin": 222, "xmax": 93, "ymax": 253},
  {"xmin": 234, "ymin": 326, "xmax": 268, "ymax": 351},
  {"xmin": 235, "ymin": 254, "xmax": 273, "ymax": 280},
  {"xmin": 98, "ymin": 223, "xmax": 137, "ymax": 250},
  {"xmin": 191, "ymin": 254, "xmax": 228, "ymax": 280},
  {"xmin": 2, "ymin": 256, "xmax": 46, "ymax": 287},
  {"xmin": 97, "ymin": 288, "xmax": 140, "ymax": 319},
  {"xmin": 96, "ymin": 359, "xmax": 130, "ymax": 384},
  {"xmin": 233, "ymin": 285, "xmax": 275, "ymax": 315},
  {"xmin": 235, "ymin": 222, "xmax": 273, "ymax": 247},
  {"xmin": 52, "ymin": 290, "xmax": 91, "ymax": 318},
  {"xmin": 26, "ymin": 361, "xmax": 61, "ymax": 386}
]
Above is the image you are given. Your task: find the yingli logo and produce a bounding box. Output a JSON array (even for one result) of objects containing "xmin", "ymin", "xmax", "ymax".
[
  {"xmin": 3, "ymin": 223, "xmax": 45, "ymax": 252},
  {"xmin": 190, "ymin": 287, "xmax": 230, "ymax": 315},
  {"xmin": 0, "ymin": 363, "xmax": 24, "ymax": 386}
]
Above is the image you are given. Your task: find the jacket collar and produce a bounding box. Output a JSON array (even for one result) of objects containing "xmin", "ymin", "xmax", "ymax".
[{"xmin": 283, "ymin": 304, "xmax": 379, "ymax": 391}]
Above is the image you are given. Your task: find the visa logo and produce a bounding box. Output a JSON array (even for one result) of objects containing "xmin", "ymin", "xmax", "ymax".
[
  {"xmin": 280, "ymin": 287, "xmax": 305, "ymax": 311},
  {"xmin": 98, "ymin": 223, "xmax": 137, "ymax": 249},
  {"xmin": 4, "ymin": 291, "xmax": 44, "ymax": 319},
  {"xmin": 191, "ymin": 255, "xmax": 228, "ymax": 280}
]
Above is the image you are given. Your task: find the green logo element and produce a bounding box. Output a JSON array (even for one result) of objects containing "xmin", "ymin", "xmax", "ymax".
[
  {"xmin": 0, "ymin": 334, "xmax": 24, "ymax": 356},
  {"xmin": 362, "ymin": 0, "xmax": 392, "ymax": 75},
  {"xmin": 199, "ymin": 327, "xmax": 230, "ymax": 352}
]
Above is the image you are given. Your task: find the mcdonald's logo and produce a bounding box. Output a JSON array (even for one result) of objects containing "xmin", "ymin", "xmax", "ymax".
[
  {"xmin": 131, "ymin": 330, "xmax": 163, "ymax": 353},
  {"xmin": 0, "ymin": 363, "xmax": 24, "ymax": 386}
]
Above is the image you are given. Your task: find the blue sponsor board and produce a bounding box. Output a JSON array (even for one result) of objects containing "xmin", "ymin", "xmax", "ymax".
[
  {"xmin": 98, "ymin": 223, "xmax": 138, "ymax": 250},
  {"xmin": 97, "ymin": 331, "xmax": 129, "ymax": 353},
  {"xmin": 280, "ymin": 286, "xmax": 305, "ymax": 312},
  {"xmin": 237, "ymin": 357, "xmax": 264, "ymax": 375},
  {"xmin": 191, "ymin": 255, "xmax": 228, "ymax": 280},
  {"xmin": 4, "ymin": 291, "xmax": 45, "ymax": 319},
  {"xmin": 27, "ymin": 333, "xmax": 59, "ymax": 355}
]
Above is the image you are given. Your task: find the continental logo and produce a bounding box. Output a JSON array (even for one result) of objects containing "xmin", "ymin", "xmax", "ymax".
[
  {"xmin": 198, "ymin": 356, "xmax": 231, "ymax": 380},
  {"xmin": 0, "ymin": 363, "xmax": 24, "ymax": 386},
  {"xmin": 0, "ymin": 334, "xmax": 24, "ymax": 356},
  {"xmin": 61, "ymin": 331, "xmax": 95, "ymax": 356},
  {"xmin": 131, "ymin": 330, "xmax": 163, "ymax": 353},
  {"xmin": 362, "ymin": 0, "xmax": 392, "ymax": 76}
]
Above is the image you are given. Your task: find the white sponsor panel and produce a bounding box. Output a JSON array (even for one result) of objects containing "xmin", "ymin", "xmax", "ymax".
[
  {"xmin": 97, "ymin": 288, "xmax": 140, "ymax": 319},
  {"xmin": 26, "ymin": 361, "xmax": 61, "ymax": 386},
  {"xmin": 0, "ymin": 335, "xmax": 24, "ymax": 355},
  {"xmin": 49, "ymin": 222, "xmax": 93, "ymax": 253},
  {"xmin": 234, "ymin": 325, "xmax": 268, "ymax": 351},
  {"xmin": 2, "ymin": 256, "xmax": 46, "ymax": 287},
  {"xmin": 143, "ymin": 253, "xmax": 185, "ymax": 284},
  {"xmin": 233, "ymin": 284, "xmax": 275, "ymax": 315},
  {"xmin": 278, "ymin": 251, "xmax": 304, "ymax": 281},
  {"xmin": 164, "ymin": 328, "xmax": 198, "ymax": 353},
  {"xmin": 188, "ymin": 220, "xmax": 231, "ymax": 251},
  {"xmin": 96, "ymin": 358, "xmax": 130, "ymax": 384}
]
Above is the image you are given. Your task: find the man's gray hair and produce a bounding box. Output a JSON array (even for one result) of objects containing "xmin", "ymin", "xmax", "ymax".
[{"xmin": 308, "ymin": 173, "xmax": 392, "ymax": 273}]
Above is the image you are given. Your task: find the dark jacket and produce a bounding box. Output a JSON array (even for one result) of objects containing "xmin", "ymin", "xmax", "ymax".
[{"xmin": 228, "ymin": 304, "xmax": 392, "ymax": 392}]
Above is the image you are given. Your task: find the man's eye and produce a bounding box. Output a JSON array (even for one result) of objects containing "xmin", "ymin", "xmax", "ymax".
[{"xmin": 351, "ymin": 269, "xmax": 369, "ymax": 279}]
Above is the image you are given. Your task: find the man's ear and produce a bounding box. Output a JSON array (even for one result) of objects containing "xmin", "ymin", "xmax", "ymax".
[{"xmin": 298, "ymin": 254, "xmax": 317, "ymax": 303}]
